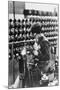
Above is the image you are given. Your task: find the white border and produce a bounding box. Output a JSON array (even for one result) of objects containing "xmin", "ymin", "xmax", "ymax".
[{"xmin": 0, "ymin": 0, "xmax": 60, "ymax": 90}]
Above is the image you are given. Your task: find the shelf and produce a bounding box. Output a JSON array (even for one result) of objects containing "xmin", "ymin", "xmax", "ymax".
[
  {"xmin": 9, "ymin": 39, "xmax": 35, "ymax": 44},
  {"xmin": 27, "ymin": 16, "xmax": 58, "ymax": 20}
]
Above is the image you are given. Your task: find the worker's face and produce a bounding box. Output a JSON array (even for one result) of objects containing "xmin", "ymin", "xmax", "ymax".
[
  {"xmin": 33, "ymin": 42, "xmax": 38, "ymax": 50},
  {"xmin": 33, "ymin": 41, "xmax": 40, "ymax": 51},
  {"xmin": 33, "ymin": 34, "xmax": 41, "ymax": 50},
  {"xmin": 35, "ymin": 34, "xmax": 41, "ymax": 43}
]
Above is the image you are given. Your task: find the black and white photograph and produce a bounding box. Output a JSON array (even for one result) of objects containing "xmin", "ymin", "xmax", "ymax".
[{"xmin": 8, "ymin": 1, "xmax": 59, "ymax": 88}]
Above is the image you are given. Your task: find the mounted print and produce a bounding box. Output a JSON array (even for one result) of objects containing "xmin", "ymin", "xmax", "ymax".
[{"xmin": 8, "ymin": 1, "xmax": 59, "ymax": 88}]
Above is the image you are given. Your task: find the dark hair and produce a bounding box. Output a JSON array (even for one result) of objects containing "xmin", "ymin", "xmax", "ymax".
[{"xmin": 31, "ymin": 23, "xmax": 42, "ymax": 34}]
